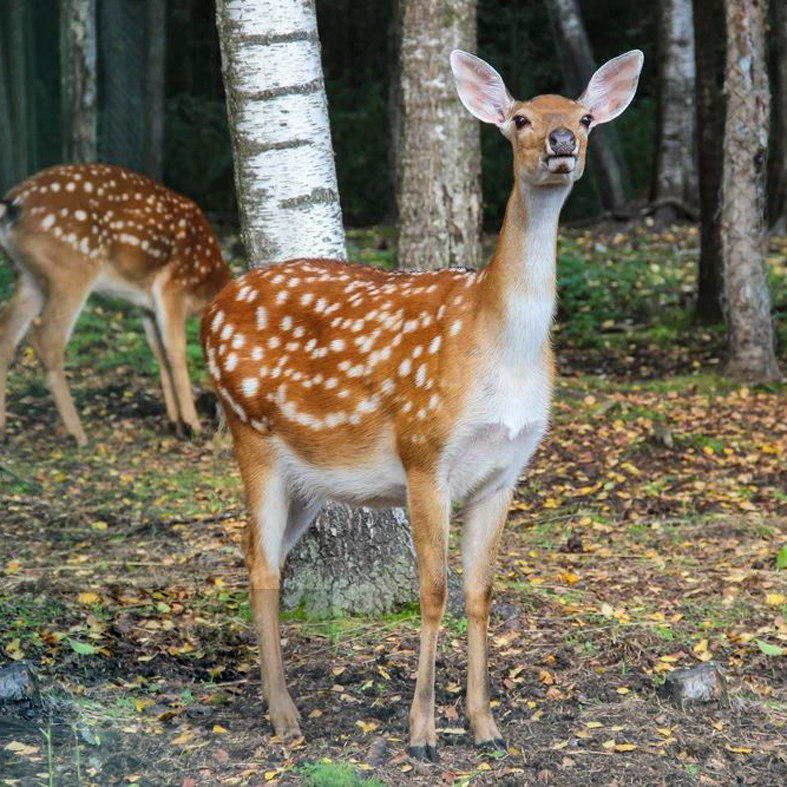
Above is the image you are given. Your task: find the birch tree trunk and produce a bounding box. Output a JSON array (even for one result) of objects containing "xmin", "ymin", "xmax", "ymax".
[
  {"xmin": 215, "ymin": 0, "xmax": 418, "ymax": 616},
  {"xmin": 396, "ymin": 0, "xmax": 481, "ymax": 271},
  {"xmin": 545, "ymin": 0, "xmax": 628, "ymax": 212},
  {"xmin": 721, "ymin": 0, "xmax": 781, "ymax": 381},
  {"xmin": 652, "ymin": 0, "xmax": 698, "ymax": 221},
  {"xmin": 767, "ymin": 0, "xmax": 787, "ymax": 231},
  {"xmin": 60, "ymin": 0, "xmax": 97, "ymax": 163},
  {"xmin": 693, "ymin": 0, "xmax": 725, "ymax": 322}
]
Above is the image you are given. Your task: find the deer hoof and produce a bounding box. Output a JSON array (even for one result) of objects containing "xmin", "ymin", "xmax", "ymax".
[
  {"xmin": 406, "ymin": 744, "xmax": 439, "ymax": 762},
  {"xmin": 475, "ymin": 737, "xmax": 507, "ymax": 752}
]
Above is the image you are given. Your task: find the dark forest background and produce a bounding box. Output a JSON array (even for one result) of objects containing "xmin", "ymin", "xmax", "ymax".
[{"xmin": 7, "ymin": 0, "xmax": 656, "ymax": 227}]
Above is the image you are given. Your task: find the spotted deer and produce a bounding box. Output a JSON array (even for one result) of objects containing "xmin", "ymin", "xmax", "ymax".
[
  {"xmin": 0, "ymin": 164, "xmax": 231, "ymax": 445},
  {"xmin": 202, "ymin": 50, "xmax": 643, "ymax": 758}
]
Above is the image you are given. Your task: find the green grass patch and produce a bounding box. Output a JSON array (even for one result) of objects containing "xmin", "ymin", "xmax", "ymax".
[{"xmin": 297, "ymin": 761, "xmax": 385, "ymax": 787}]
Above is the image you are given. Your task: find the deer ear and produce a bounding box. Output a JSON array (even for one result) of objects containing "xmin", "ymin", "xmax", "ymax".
[
  {"xmin": 579, "ymin": 50, "xmax": 644, "ymax": 125},
  {"xmin": 450, "ymin": 50, "xmax": 514, "ymax": 127}
]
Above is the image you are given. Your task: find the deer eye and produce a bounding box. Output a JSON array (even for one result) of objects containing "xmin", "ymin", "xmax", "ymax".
[
  {"xmin": 580, "ymin": 114, "xmax": 593, "ymax": 128},
  {"xmin": 513, "ymin": 115, "xmax": 530, "ymax": 129}
]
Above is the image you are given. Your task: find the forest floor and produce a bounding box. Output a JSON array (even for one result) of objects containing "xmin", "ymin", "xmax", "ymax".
[{"xmin": 1, "ymin": 224, "xmax": 787, "ymax": 787}]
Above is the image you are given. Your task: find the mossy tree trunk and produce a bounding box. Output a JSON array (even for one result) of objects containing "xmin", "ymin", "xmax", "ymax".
[
  {"xmin": 395, "ymin": 0, "xmax": 482, "ymax": 271},
  {"xmin": 60, "ymin": 0, "xmax": 97, "ymax": 164},
  {"xmin": 720, "ymin": 0, "xmax": 781, "ymax": 381}
]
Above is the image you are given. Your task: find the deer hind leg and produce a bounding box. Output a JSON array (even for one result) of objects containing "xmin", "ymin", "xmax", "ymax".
[
  {"xmin": 141, "ymin": 312, "xmax": 178, "ymax": 424},
  {"xmin": 234, "ymin": 424, "xmax": 301, "ymax": 739},
  {"xmin": 461, "ymin": 486, "xmax": 513, "ymax": 749},
  {"xmin": 29, "ymin": 278, "xmax": 94, "ymax": 446},
  {"xmin": 154, "ymin": 282, "xmax": 200, "ymax": 434},
  {"xmin": 0, "ymin": 272, "xmax": 44, "ymax": 439},
  {"xmin": 406, "ymin": 469, "xmax": 450, "ymax": 761}
]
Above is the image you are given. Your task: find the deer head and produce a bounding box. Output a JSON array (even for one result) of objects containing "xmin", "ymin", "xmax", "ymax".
[{"xmin": 450, "ymin": 49, "xmax": 644, "ymax": 187}]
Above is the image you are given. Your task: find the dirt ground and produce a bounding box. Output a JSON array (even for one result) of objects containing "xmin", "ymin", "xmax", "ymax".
[{"xmin": 1, "ymin": 227, "xmax": 787, "ymax": 786}]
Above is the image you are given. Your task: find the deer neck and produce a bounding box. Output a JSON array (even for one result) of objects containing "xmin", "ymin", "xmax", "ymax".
[{"xmin": 479, "ymin": 179, "xmax": 570, "ymax": 366}]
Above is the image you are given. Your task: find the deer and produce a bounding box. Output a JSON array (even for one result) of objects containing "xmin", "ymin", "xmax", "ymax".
[
  {"xmin": 201, "ymin": 49, "xmax": 643, "ymax": 759},
  {"xmin": 0, "ymin": 163, "xmax": 231, "ymax": 445}
]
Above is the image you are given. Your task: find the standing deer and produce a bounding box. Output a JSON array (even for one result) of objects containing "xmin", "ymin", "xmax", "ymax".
[
  {"xmin": 202, "ymin": 50, "xmax": 643, "ymax": 758},
  {"xmin": 0, "ymin": 164, "xmax": 231, "ymax": 445}
]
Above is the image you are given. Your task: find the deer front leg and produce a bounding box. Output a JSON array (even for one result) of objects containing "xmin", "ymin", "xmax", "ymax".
[
  {"xmin": 235, "ymin": 429, "xmax": 301, "ymax": 739},
  {"xmin": 462, "ymin": 486, "xmax": 512, "ymax": 749},
  {"xmin": 406, "ymin": 469, "xmax": 450, "ymax": 761}
]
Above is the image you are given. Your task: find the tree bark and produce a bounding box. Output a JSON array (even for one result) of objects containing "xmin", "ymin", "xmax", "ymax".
[
  {"xmin": 215, "ymin": 0, "xmax": 418, "ymax": 615},
  {"xmin": 143, "ymin": 0, "xmax": 166, "ymax": 181},
  {"xmin": 652, "ymin": 0, "xmax": 698, "ymax": 221},
  {"xmin": 396, "ymin": 0, "xmax": 481, "ymax": 271},
  {"xmin": 721, "ymin": 0, "xmax": 780, "ymax": 381},
  {"xmin": 545, "ymin": 0, "xmax": 629, "ymax": 212},
  {"xmin": 693, "ymin": 0, "xmax": 725, "ymax": 322},
  {"xmin": 60, "ymin": 0, "xmax": 98, "ymax": 163},
  {"xmin": 0, "ymin": 1, "xmax": 34, "ymax": 188},
  {"xmin": 767, "ymin": 0, "xmax": 787, "ymax": 231}
]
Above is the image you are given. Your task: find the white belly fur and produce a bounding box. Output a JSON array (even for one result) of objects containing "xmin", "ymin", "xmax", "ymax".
[{"xmin": 440, "ymin": 357, "xmax": 551, "ymax": 502}]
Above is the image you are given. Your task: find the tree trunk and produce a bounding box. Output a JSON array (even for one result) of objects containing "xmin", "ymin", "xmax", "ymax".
[
  {"xmin": 143, "ymin": 0, "xmax": 166, "ymax": 181},
  {"xmin": 652, "ymin": 0, "xmax": 698, "ymax": 221},
  {"xmin": 396, "ymin": 0, "xmax": 481, "ymax": 271},
  {"xmin": 215, "ymin": 0, "xmax": 418, "ymax": 616},
  {"xmin": 693, "ymin": 0, "xmax": 725, "ymax": 322},
  {"xmin": 0, "ymin": 1, "xmax": 34, "ymax": 188},
  {"xmin": 60, "ymin": 0, "xmax": 98, "ymax": 163},
  {"xmin": 767, "ymin": 0, "xmax": 787, "ymax": 231},
  {"xmin": 721, "ymin": 0, "xmax": 780, "ymax": 381},
  {"xmin": 545, "ymin": 0, "xmax": 628, "ymax": 212}
]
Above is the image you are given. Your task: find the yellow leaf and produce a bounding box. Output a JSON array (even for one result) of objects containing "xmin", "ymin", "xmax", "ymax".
[
  {"xmin": 614, "ymin": 743, "xmax": 636, "ymax": 752},
  {"xmin": 725, "ymin": 745, "xmax": 752, "ymax": 754},
  {"xmin": 693, "ymin": 639, "xmax": 708, "ymax": 654},
  {"xmin": 585, "ymin": 721, "xmax": 604, "ymax": 729},
  {"xmin": 657, "ymin": 728, "xmax": 672, "ymax": 737},
  {"xmin": 600, "ymin": 603, "xmax": 614, "ymax": 618},
  {"xmin": 265, "ymin": 772, "xmax": 279, "ymax": 781},
  {"xmin": 213, "ymin": 724, "xmax": 227, "ymax": 733},
  {"xmin": 477, "ymin": 762, "xmax": 491, "ymax": 771},
  {"xmin": 602, "ymin": 739, "xmax": 616, "ymax": 750},
  {"xmin": 4, "ymin": 740, "xmax": 40, "ymax": 755},
  {"xmin": 4, "ymin": 560, "xmax": 22, "ymax": 575},
  {"xmin": 616, "ymin": 687, "xmax": 629, "ymax": 695},
  {"xmin": 659, "ymin": 654, "xmax": 679, "ymax": 663},
  {"xmin": 766, "ymin": 593, "xmax": 785, "ymax": 606},
  {"xmin": 308, "ymin": 709, "xmax": 323, "ymax": 719},
  {"xmin": 78, "ymin": 592, "xmax": 100, "ymax": 605},
  {"xmin": 355, "ymin": 720, "xmax": 378, "ymax": 734}
]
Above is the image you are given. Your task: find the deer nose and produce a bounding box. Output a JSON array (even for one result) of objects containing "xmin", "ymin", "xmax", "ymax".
[{"xmin": 548, "ymin": 127, "xmax": 576, "ymax": 156}]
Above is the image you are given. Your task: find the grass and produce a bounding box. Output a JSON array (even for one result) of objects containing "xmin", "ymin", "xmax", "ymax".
[{"xmin": 298, "ymin": 761, "xmax": 385, "ymax": 787}]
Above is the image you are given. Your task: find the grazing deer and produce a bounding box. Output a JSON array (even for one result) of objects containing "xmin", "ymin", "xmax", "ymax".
[
  {"xmin": 0, "ymin": 164, "xmax": 231, "ymax": 445},
  {"xmin": 202, "ymin": 50, "xmax": 643, "ymax": 758}
]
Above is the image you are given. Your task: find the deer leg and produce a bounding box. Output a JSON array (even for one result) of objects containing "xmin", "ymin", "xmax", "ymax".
[
  {"xmin": 235, "ymin": 424, "xmax": 301, "ymax": 739},
  {"xmin": 141, "ymin": 312, "xmax": 178, "ymax": 424},
  {"xmin": 0, "ymin": 273, "xmax": 44, "ymax": 439},
  {"xmin": 29, "ymin": 282, "xmax": 92, "ymax": 446},
  {"xmin": 462, "ymin": 486, "xmax": 512, "ymax": 748},
  {"xmin": 406, "ymin": 470, "xmax": 450, "ymax": 761},
  {"xmin": 155, "ymin": 286, "xmax": 201, "ymax": 434}
]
